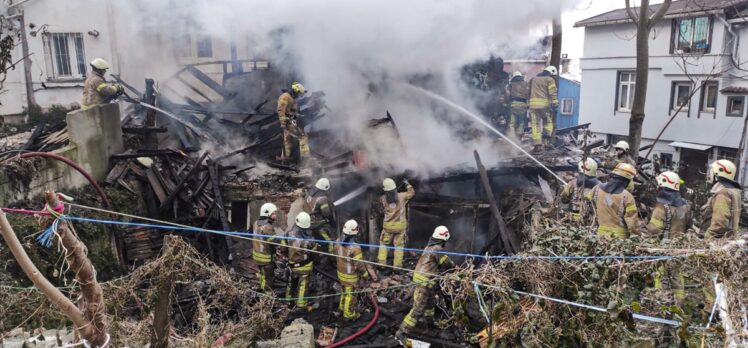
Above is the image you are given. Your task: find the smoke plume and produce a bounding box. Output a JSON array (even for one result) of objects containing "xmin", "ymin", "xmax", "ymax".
[{"xmin": 113, "ymin": 0, "xmax": 577, "ymax": 178}]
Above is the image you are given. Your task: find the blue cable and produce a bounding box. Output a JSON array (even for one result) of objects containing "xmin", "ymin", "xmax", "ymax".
[{"xmin": 62, "ymin": 215, "xmax": 681, "ymax": 261}]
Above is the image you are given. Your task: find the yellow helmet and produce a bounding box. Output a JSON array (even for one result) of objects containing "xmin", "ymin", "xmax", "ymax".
[
  {"xmin": 710, "ymin": 159, "xmax": 737, "ymax": 181},
  {"xmin": 612, "ymin": 163, "xmax": 637, "ymax": 181},
  {"xmin": 90, "ymin": 58, "xmax": 110, "ymax": 70},
  {"xmin": 578, "ymin": 158, "xmax": 598, "ymax": 177},
  {"xmin": 291, "ymin": 82, "xmax": 306, "ymax": 95},
  {"xmin": 656, "ymin": 171, "xmax": 681, "ymax": 191}
]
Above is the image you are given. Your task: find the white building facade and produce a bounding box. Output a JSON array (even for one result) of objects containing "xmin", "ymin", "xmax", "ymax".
[{"xmin": 576, "ymin": 0, "xmax": 748, "ymax": 185}]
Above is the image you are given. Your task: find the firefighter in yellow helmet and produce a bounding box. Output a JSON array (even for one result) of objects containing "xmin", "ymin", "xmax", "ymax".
[
  {"xmin": 252, "ymin": 203, "xmax": 282, "ymax": 292},
  {"xmin": 528, "ymin": 66, "xmax": 558, "ymax": 149},
  {"xmin": 335, "ymin": 220, "xmax": 377, "ymax": 321},
  {"xmin": 81, "ymin": 58, "xmax": 124, "ymax": 110},
  {"xmin": 586, "ymin": 163, "xmax": 641, "ymax": 239},
  {"xmin": 506, "ymin": 71, "xmax": 530, "ymax": 138},
  {"xmin": 285, "ymin": 212, "xmax": 318, "ymax": 308},
  {"xmin": 303, "ymin": 178, "xmax": 336, "ymax": 253},
  {"xmin": 603, "ymin": 141, "xmax": 636, "ymax": 170},
  {"xmin": 378, "ymin": 177, "xmax": 415, "ymax": 268},
  {"xmin": 277, "ymin": 82, "xmax": 310, "ymax": 161},
  {"xmin": 701, "ymin": 159, "xmax": 742, "ymax": 239},
  {"xmin": 560, "ymin": 158, "xmax": 599, "ymax": 225},
  {"xmin": 398, "ymin": 226, "xmax": 455, "ymax": 338},
  {"xmin": 644, "ymin": 171, "xmax": 692, "ymax": 303}
]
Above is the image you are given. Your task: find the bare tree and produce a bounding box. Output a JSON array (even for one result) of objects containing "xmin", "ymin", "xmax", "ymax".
[
  {"xmin": 625, "ymin": 0, "xmax": 673, "ymax": 155},
  {"xmin": 550, "ymin": 18, "xmax": 563, "ymax": 70}
]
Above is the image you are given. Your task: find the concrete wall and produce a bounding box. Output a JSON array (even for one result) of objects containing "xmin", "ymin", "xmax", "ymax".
[
  {"xmin": 0, "ymin": 103, "xmax": 123, "ymax": 205},
  {"xmin": 579, "ymin": 15, "xmax": 747, "ymax": 151}
]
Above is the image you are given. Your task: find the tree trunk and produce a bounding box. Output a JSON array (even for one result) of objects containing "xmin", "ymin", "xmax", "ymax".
[
  {"xmin": 18, "ymin": 10, "xmax": 37, "ymax": 109},
  {"xmin": 628, "ymin": 0, "xmax": 651, "ymax": 157},
  {"xmin": 550, "ymin": 18, "xmax": 563, "ymax": 70}
]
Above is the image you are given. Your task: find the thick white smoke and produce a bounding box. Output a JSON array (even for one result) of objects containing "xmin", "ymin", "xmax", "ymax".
[{"xmin": 113, "ymin": 0, "xmax": 577, "ymax": 177}]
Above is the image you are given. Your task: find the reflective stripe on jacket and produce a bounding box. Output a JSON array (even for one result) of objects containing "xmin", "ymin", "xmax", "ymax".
[
  {"xmin": 528, "ymin": 75, "xmax": 558, "ymax": 110},
  {"xmin": 81, "ymin": 72, "xmax": 118, "ymax": 108},
  {"xmin": 381, "ymin": 184, "xmax": 415, "ymax": 232},
  {"xmin": 335, "ymin": 242, "xmax": 367, "ymax": 286},
  {"xmin": 277, "ymin": 92, "xmax": 298, "ymax": 124},
  {"xmin": 252, "ymin": 218, "xmax": 277, "ymax": 265},
  {"xmin": 701, "ymin": 182, "xmax": 742, "ymax": 239},
  {"xmin": 412, "ymin": 244, "xmax": 455, "ymax": 285},
  {"xmin": 587, "ymin": 185, "xmax": 639, "ymax": 239}
]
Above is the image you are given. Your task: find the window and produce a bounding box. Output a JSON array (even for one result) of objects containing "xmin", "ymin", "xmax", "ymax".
[
  {"xmin": 617, "ymin": 72, "xmax": 635, "ymax": 112},
  {"xmin": 701, "ymin": 82, "xmax": 718, "ymax": 113},
  {"xmin": 671, "ymin": 82, "xmax": 692, "ymax": 111},
  {"xmin": 718, "ymin": 148, "xmax": 737, "ymax": 163},
  {"xmin": 727, "ymin": 96, "xmax": 745, "ymax": 117},
  {"xmin": 196, "ymin": 36, "xmax": 212, "ymax": 58},
  {"xmin": 672, "ymin": 16, "xmax": 712, "ymax": 53},
  {"xmin": 660, "ymin": 153, "xmax": 674, "ymax": 168},
  {"xmin": 561, "ymin": 98, "xmax": 573, "ymax": 115},
  {"xmin": 44, "ymin": 33, "xmax": 86, "ymax": 79}
]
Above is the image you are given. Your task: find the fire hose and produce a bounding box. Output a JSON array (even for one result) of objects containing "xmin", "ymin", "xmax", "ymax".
[
  {"xmin": 0, "ymin": 152, "xmax": 112, "ymax": 208},
  {"xmin": 325, "ymin": 294, "xmax": 380, "ymax": 348}
]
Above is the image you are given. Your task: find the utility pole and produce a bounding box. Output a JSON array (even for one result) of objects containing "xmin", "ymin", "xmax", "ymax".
[{"xmin": 17, "ymin": 7, "xmax": 38, "ymax": 110}]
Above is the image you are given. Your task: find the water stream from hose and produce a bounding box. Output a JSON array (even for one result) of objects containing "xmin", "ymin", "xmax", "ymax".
[
  {"xmin": 404, "ymin": 84, "xmax": 566, "ymax": 184},
  {"xmin": 333, "ymin": 185, "xmax": 369, "ymax": 206}
]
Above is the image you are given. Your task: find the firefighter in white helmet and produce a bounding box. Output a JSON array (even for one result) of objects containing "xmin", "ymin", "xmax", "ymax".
[
  {"xmin": 644, "ymin": 171, "xmax": 691, "ymax": 303},
  {"xmin": 277, "ymin": 82, "xmax": 310, "ymax": 161},
  {"xmin": 528, "ymin": 66, "xmax": 558, "ymax": 150},
  {"xmin": 399, "ymin": 226, "xmax": 456, "ymax": 337},
  {"xmin": 285, "ymin": 212, "xmax": 318, "ymax": 308},
  {"xmin": 303, "ymin": 178, "xmax": 336, "ymax": 253},
  {"xmin": 81, "ymin": 58, "xmax": 124, "ymax": 109},
  {"xmin": 560, "ymin": 158, "xmax": 599, "ymax": 224},
  {"xmin": 586, "ymin": 163, "xmax": 641, "ymax": 239},
  {"xmin": 335, "ymin": 219, "xmax": 376, "ymax": 320},
  {"xmin": 604, "ymin": 140, "xmax": 636, "ymax": 170},
  {"xmin": 378, "ymin": 177, "xmax": 415, "ymax": 268},
  {"xmin": 701, "ymin": 159, "xmax": 742, "ymax": 239},
  {"xmin": 252, "ymin": 203, "xmax": 282, "ymax": 292}
]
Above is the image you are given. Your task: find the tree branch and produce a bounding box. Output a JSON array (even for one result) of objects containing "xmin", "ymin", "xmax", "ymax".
[
  {"xmin": 649, "ymin": 0, "xmax": 672, "ymax": 24},
  {"xmin": 625, "ymin": 0, "xmax": 640, "ymax": 25}
]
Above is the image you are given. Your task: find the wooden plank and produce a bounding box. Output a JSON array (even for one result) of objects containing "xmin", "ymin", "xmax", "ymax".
[
  {"xmin": 159, "ymin": 152, "xmax": 209, "ymax": 210},
  {"xmin": 105, "ymin": 160, "xmax": 130, "ymax": 185},
  {"xmin": 207, "ymin": 160, "xmax": 231, "ymax": 231},
  {"xmin": 474, "ymin": 150, "xmax": 519, "ymax": 255},
  {"xmin": 145, "ymin": 168, "xmax": 167, "ymax": 203}
]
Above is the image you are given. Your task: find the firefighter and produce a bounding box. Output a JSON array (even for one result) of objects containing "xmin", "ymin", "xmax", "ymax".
[
  {"xmin": 398, "ymin": 226, "xmax": 455, "ymax": 338},
  {"xmin": 586, "ymin": 163, "xmax": 640, "ymax": 239},
  {"xmin": 644, "ymin": 171, "xmax": 692, "ymax": 303},
  {"xmin": 277, "ymin": 82, "xmax": 310, "ymax": 162},
  {"xmin": 81, "ymin": 58, "xmax": 123, "ymax": 110},
  {"xmin": 507, "ymin": 71, "xmax": 530, "ymax": 138},
  {"xmin": 560, "ymin": 158, "xmax": 599, "ymax": 225},
  {"xmin": 528, "ymin": 66, "xmax": 558, "ymax": 149},
  {"xmin": 285, "ymin": 212, "xmax": 318, "ymax": 308},
  {"xmin": 305, "ymin": 178, "xmax": 335, "ymax": 253},
  {"xmin": 701, "ymin": 159, "xmax": 743, "ymax": 239},
  {"xmin": 378, "ymin": 178, "xmax": 415, "ymax": 268},
  {"xmin": 252, "ymin": 202, "xmax": 281, "ymax": 292},
  {"xmin": 335, "ymin": 219, "xmax": 375, "ymax": 321},
  {"xmin": 603, "ymin": 141, "xmax": 637, "ymax": 169}
]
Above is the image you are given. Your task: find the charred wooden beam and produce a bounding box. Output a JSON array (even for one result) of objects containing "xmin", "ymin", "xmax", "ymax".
[
  {"xmin": 122, "ymin": 126, "xmax": 169, "ymax": 134},
  {"xmin": 474, "ymin": 150, "xmax": 519, "ymax": 255},
  {"xmin": 185, "ymin": 65, "xmax": 235, "ymax": 100},
  {"xmin": 555, "ymin": 122, "xmax": 591, "ymax": 135},
  {"xmin": 160, "ymin": 152, "xmax": 209, "ymax": 211},
  {"xmin": 144, "ymin": 79, "xmax": 158, "ymax": 150},
  {"xmin": 111, "ymin": 150, "xmax": 182, "ymax": 160}
]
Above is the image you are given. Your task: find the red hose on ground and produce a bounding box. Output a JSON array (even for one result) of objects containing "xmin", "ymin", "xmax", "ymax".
[
  {"xmin": 1, "ymin": 152, "xmax": 111, "ymax": 208},
  {"xmin": 326, "ymin": 294, "xmax": 380, "ymax": 348}
]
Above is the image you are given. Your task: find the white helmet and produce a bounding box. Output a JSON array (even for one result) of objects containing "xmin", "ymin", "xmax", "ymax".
[
  {"xmin": 432, "ymin": 226, "xmax": 450, "ymax": 241},
  {"xmin": 511, "ymin": 71, "xmax": 523, "ymax": 79},
  {"xmin": 295, "ymin": 212, "xmax": 311, "ymax": 229},
  {"xmin": 657, "ymin": 171, "xmax": 681, "ymax": 191},
  {"xmin": 382, "ymin": 178, "xmax": 396, "ymax": 192},
  {"xmin": 710, "ymin": 159, "xmax": 737, "ymax": 181},
  {"xmin": 342, "ymin": 219, "xmax": 359, "ymax": 236},
  {"xmin": 259, "ymin": 203, "xmax": 278, "ymax": 218},
  {"xmin": 544, "ymin": 66, "xmax": 558, "ymax": 76},
  {"xmin": 614, "ymin": 141, "xmax": 630, "ymax": 153},
  {"xmin": 315, "ymin": 178, "xmax": 330, "ymax": 191},
  {"xmin": 578, "ymin": 158, "xmax": 598, "ymax": 177},
  {"xmin": 90, "ymin": 58, "xmax": 110, "ymax": 70}
]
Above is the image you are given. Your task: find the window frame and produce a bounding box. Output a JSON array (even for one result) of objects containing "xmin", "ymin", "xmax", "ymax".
[
  {"xmin": 616, "ymin": 71, "xmax": 636, "ymax": 113},
  {"xmin": 670, "ymin": 16, "xmax": 713, "ymax": 54},
  {"xmin": 43, "ymin": 32, "xmax": 86, "ymax": 81},
  {"xmin": 670, "ymin": 81, "xmax": 693, "ymax": 115},
  {"xmin": 700, "ymin": 81, "xmax": 718, "ymax": 115},
  {"xmin": 726, "ymin": 96, "xmax": 745, "ymax": 117},
  {"xmin": 659, "ymin": 153, "xmax": 674, "ymax": 169},
  {"xmin": 196, "ymin": 36, "xmax": 213, "ymax": 58},
  {"xmin": 560, "ymin": 98, "xmax": 574, "ymax": 115}
]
